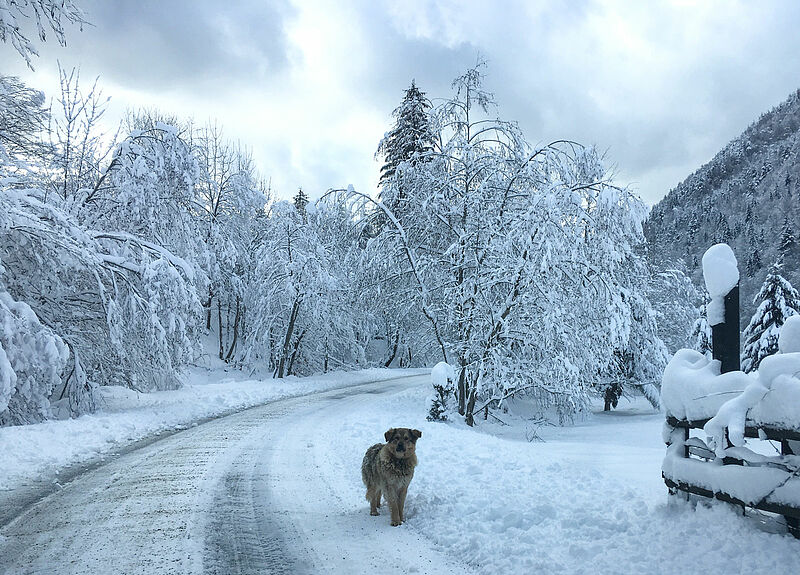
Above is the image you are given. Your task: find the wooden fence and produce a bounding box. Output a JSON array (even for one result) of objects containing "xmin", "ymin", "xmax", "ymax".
[{"xmin": 663, "ymin": 415, "xmax": 800, "ymax": 537}]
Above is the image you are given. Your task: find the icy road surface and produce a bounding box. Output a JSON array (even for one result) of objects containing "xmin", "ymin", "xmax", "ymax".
[{"xmin": 0, "ymin": 374, "xmax": 470, "ymax": 575}]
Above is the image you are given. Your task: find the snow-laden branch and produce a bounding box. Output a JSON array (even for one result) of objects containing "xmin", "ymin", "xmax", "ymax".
[{"xmin": 88, "ymin": 230, "xmax": 195, "ymax": 281}]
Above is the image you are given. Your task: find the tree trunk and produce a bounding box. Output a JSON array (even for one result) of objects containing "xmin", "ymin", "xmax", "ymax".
[
  {"xmin": 287, "ymin": 329, "xmax": 307, "ymax": 376},
  {"xmin": 384, "ymin": 329, "xmax": 399, "ymax": 368},
  {"xmin": 276, "ymin": 298, "xmax": 301, "ymax": 378},
  {"xmin": 457, "ymin": 363, "xmax": 467, "ymax": 415},
  {"xmin": 205, "ymin": 288, "xmax": 213, "ymax": 331},
  {"xmin": 224, "ymin": 297, "xmax": 241, "ymax": 362},
  {"xmin": 226, "ymin": 300, "xmax": 232, "ymax": 342},
  {"xmin": 217, "ymin": 300, "xmax": 224, "ymax": 360},
  {"xmin": 465, "ymin": 383, "xmax": 477, "ymax": 427}
]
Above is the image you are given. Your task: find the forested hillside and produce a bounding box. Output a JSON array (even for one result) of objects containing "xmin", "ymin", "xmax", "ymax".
[{"xmin": 645, "ymin": 89, "xmax": 800, "ymax": 325}]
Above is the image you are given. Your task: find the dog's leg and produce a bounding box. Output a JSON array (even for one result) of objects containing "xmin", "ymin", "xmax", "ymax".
[
  {"xmin": 367, "ymin": 486, "xmax": 380, "ymax": 516},
  {"xmin": 398, "ymin": 486, "xmax": 408, "ymax": 523},
  {"xmin": 376, "ymin": 489, "xmax": 382, "ymax": 508},
  {"xmin": 388, "ymin": 492, "xmax": 401, "ymax": 526}
]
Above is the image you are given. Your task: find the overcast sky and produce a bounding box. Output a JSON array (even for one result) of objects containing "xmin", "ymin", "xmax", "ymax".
[{"xmin": 5, "ymin": 0, "xmax": 800, "ymax": 205}]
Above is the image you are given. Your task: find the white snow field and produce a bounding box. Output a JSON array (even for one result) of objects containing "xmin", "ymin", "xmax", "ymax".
[{"xmin": 1, "ymin": 370, "xmax": 798, "ymax": 574}]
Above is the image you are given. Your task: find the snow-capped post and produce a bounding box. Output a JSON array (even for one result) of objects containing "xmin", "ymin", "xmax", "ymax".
[{"xmin": 701, "ymin": 244, "xmax": 740, "ymax": 373}]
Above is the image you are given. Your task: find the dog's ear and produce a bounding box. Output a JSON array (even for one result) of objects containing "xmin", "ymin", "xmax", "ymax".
[
  {"xmin": 410, "ymin": 429, "xmax": 422, "ymax": 440},
  {"xmin": 384, "ymin": 428, "xmax": 394, "ymax": 442}
]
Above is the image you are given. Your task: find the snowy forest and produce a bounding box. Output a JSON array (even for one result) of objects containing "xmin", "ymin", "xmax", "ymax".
[
  {"xmin": 2, "ymin": 1, "xmax": 800, "ymax": 433},
  {"xmin": 1, "ymin": 60, "xmax": 675, "ymax": 427},
  {"xmin": 0, "ymin": 1, "xmax": 679, "ymax": 429},
  {"xmin": 645, "ymin": 88, "xmax": 800, "ymax": 326}
]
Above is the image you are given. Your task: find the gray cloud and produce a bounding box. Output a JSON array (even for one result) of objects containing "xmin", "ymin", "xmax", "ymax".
[
  {"xmin": 5, "ymin": 0, "xmax": 800, "ymax": 206},
  {"xmin": 25, "ymin": 0, "xmax": 296, "ymax": 91}
]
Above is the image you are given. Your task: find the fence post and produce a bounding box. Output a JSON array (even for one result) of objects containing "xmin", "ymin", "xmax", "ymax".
[
  {"xmin": 702, "ymin": 244, "xmax": 740, "ymax": 374},
  {"xmin": 712, "ymin": 284, "xmax": 740, "ymax": 374}
]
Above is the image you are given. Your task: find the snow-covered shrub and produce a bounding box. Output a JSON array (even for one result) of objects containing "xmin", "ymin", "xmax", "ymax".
[
  {"xmin": 0, "ymin": 270, "xmax": 68, "ymax": 425},
  {"xmin": 427, "ymin": 361, "xmax": 455, "ymax": 421}
]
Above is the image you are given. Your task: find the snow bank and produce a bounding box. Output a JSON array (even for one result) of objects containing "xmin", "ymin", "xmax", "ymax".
[
  {"xmin": 779, "ymin": 315, "xmax": 800, "ymax": 353},
  {"xmin": 0, "ymin": 367, "xmax": 425, "ymax": 492},
  {"xmin": 701, "ymin": 243, "xmax": 739, "ymax": 326},
  {"xmin": 661, "ymin": 349, "xmax": 751, "ymax": 421},
  {"xmin": 339, "ymin": 385, "xmax": 800, "ymax": 574}
]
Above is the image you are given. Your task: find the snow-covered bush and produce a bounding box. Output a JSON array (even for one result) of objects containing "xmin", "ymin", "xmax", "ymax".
[
  {"xmin": 427, "ymin": 361, "xmax": 456, "ymax": 421},
  {"xmin": 0, "ymin": 273, "xmax": 68, "ymax": 425}
]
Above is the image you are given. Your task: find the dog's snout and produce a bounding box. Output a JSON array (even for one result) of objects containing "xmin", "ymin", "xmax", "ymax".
[{"xmin": 396, "ymin": 443, "xmax": 405, "ymax": 451}]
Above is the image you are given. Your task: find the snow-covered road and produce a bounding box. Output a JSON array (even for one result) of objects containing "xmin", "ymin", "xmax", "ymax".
[{"xmin": 0, "ymin": 374, "xmax": 469, "ymax": 575}]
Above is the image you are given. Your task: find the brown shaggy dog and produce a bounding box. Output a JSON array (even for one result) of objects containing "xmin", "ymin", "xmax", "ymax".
[{"xmin": 361, "ymin": 427, "xmax": 422, "ymax": 526}]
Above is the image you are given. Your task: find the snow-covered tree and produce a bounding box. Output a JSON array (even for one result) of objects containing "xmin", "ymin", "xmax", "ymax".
[
  {"xmin": 376, "ymin": 81, "xmax": 435, "ymax": 222},
  {"xmin": 779, "ymin": 216, "xmax": 795, "ymax": 255},
  {"xmin": 46, "ymin": 66, "xmax": 117, "ymax": 204},
  {"xmin": 243, "ymin": 198, "xmax": 373, "ymax": 378},
  {"xmin": 192, "ymin": 122, "xmax": 266, "ymax": 360},
  {"xmin": 2, "ymin": 76, "xmax": 213, "ymax": 422},
  {"xmin": 0, "ymin": 256, "xmax": 68, "ymax": 425},
  {"xmin": 354, "ymin": 63, "xmax": 657, "ymax": 425},
  {"xmin": 0, "ymin": 0, "xmax": 86, "ymax": 69},
  {"xmin": 0, "ymin": 73, "xmax": 286, "ymax": 424},
  {"xmin": 0, "ymin": 75, "xmax": 50, "ymax": 167},
  {"xmin": 599, "ymin": 276, "xmax": 668, "ymax": 411},
  {"xmin": 741, "ymin": 261, "xmax": 800, "ymax": 372},
  {"xmin": 691, "ymin": 301, "xmax": 713, "ymax": 357},
  {"xmin": 648, "ymin": 264, "xmax": 701, "ymax": 354},
  {"xmin": 293, "ymin": 187, "xmax": 309, "ymax": 217}
]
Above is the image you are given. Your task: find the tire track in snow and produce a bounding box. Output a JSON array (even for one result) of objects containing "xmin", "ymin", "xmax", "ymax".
[
  {"xmin": 263, "ymin": 381, "xmax": 474, "ymax": 575},
  {"xmin": 0, "ymin": 375, "xmax": 465, "ymax": 574}
]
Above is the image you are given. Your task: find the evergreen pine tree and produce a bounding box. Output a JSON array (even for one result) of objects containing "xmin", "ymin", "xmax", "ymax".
[
  {"xmin": 741, "ymin": 260, "xmax": 800, "ymax": 372},
  {"xmin": 375, "ymin": 81, "xmax": 435, "ymax": 217},
  {"xmin": 691, "ymin": 301, "xmax": 713, "ymax": 357},
  {"xmin": 293, "ymin": 187, "xmax": 309, "ymax": 218},
  {"xmin": 779, "ymin": 216, "xmax": 795, "ymax": 255},
  {"xmin": 746, "ymin": 249, "xmax": 762, "ymax": 278}
]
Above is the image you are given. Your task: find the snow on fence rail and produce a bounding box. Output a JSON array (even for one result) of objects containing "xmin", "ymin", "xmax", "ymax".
[{"xmin": 661, "ymin": 245, "xmax": 800, "ymax": 537}]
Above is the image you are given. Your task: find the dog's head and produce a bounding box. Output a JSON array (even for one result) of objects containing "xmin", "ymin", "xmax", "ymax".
[{"xmin": 384, "ymin": 427, "xmax": 422, "ymax": 460}]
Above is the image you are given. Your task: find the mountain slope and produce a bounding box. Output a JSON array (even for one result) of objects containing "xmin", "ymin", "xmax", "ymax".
[{"xmin": 644, "ymin": 89, "xmax": 800, "ymax": 326}]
